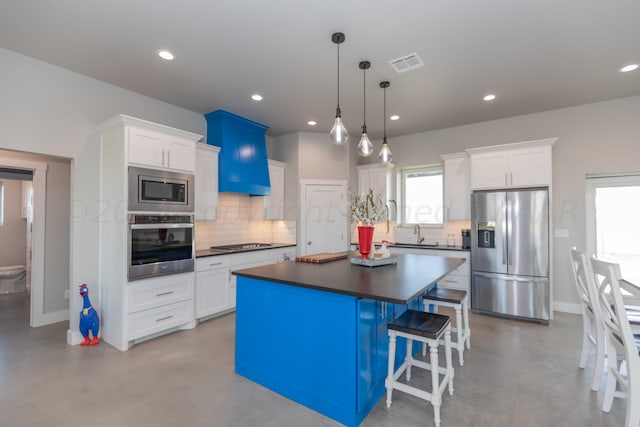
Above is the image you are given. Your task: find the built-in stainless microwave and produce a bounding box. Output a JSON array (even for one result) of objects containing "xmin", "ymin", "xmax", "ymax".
[{"xmin": 128, "ymin": 166, "xmax": 194, "ymax": 212}]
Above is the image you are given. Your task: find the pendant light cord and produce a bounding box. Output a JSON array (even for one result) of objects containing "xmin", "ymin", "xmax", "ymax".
[
  {"xmin": 383, "ymin": 85, "xmax": 387, "ymax": 138},
  {"xmin": 362, "ymin": 66, "xmax": 366, "ymax": 130},
  {"xmin": 336, "ymin": 42, "xmax": 340, "ymax": 109}
]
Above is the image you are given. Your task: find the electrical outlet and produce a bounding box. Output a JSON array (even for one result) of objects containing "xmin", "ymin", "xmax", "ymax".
[{"xmin": 64, "ymin": 289, "xmax": 70, "ymax": 299}]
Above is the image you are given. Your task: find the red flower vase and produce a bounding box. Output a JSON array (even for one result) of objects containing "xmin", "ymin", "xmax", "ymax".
[{"xmin": 357, "ymin": 225, "xmax": 375, "ymax": 259}]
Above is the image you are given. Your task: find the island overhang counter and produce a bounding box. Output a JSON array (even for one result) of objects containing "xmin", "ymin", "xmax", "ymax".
[{"xmin": 233, "ymin": 253, "xmax": 466, "ymax": 427}]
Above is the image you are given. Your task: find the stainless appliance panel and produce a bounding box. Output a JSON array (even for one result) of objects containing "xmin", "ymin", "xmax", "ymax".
[
  {"xmin": 507, "ymin": 190, "xmax": 549, "ymax": 277},
  {"xmin": 471, "ymin": 191, "xmax": 507, "ymax": 274},
  {"xmin": 128, "ymin": 166, "xmax": 194, "ymax": 212},
  {"xmin": 128, "ymin": 214, "xmax": 195, "ymax": 280},
  {"xmin": 471, "ymin": 272, "xmax": 550, "ymax": 321}
]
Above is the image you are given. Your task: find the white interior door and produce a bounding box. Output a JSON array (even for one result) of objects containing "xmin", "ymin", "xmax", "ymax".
[{"xmin": 301, "ymin": 182, "xmax": 348, "ymax": 256}]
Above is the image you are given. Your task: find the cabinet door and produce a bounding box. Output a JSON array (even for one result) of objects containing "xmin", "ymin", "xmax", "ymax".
[
  {"xmin": 165, "ymin": 136, "xmax": 196, "ymax": 172},
  {"xmin": 508, "ymin": 146, "xmax": 552, "ymax": 187},
  {"xmin": 443, "ymin": 155, "xmax": 470, "ymax": 220},
  {"xmin": 470, "ymin": 151, "xmax": 509, "ymax": 189},
  {"xmin": 128, "ymin": 127, "xmax": 165, "ymax": 168},
  {"xmin": 357, "ymin": 168, "xmax": 371, "ymax": 195},
  {"xmin": 195, "ymin": 145, "xmax": 219, "ymax": 221},
  {"xmin": 196, "ymin": 268, "xmax": 229, "ymax": 318}
]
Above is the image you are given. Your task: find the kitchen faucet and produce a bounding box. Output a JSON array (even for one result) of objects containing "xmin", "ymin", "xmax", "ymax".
[{"xmin": 413, "ymin": 224, "xmax": 424, "ymax": 244}]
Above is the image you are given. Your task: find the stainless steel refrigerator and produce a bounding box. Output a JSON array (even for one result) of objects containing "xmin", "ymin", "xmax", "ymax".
[{"xmin": 470, "ymin": 188, "xmax": 550, "ymax": 323}]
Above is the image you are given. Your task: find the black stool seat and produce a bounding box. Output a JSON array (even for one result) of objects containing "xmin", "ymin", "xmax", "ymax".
[
  {"xmin": 424, "ymin": 287, "xmax": 467, "ymax": 304},
  {"xmin": 388, "ymin": 309, "xmax": 450, "ymax": 340}
]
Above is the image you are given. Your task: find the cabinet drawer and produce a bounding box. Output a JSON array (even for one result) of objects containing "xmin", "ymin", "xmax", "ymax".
[
  {"xmin": 437, "ymin": 274, "xmax": 469, "ymax": 291},
  {"xmin": 127, "ymin": 274, "xmax": 194, "ymax": 314},
  {"xmin": 127, "ymin": 300, "xmax": 194, "ymax": 340},
  {"xmin": 196, "ymin": 256, "xmax": 231, "ymax": 271}
]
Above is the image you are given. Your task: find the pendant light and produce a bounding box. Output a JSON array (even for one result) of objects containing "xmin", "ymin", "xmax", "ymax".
[
  {"xmin": 329, "ymin": 32, "xmax": 349, "ymax": 145},
  {"xmin": 378, "ymin": 81, "xmax": 393, "ymax": 164},
  {"xmin": 356, "ymin": 61, "xmax": 373, "ymax": 157}
]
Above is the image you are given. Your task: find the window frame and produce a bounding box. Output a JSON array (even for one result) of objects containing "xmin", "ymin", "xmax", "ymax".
[
  {"xmin": 398, "ymin": 164, "xmax": 444, "ymax": 227},
  {"xmin": 0, "ymin": 181, "xmax": 4, "ymax": 226}
]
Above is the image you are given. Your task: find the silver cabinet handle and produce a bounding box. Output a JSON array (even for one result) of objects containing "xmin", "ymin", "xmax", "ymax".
[
  {"xmin": 162, "ymin": 149, "xmax": 165, "ymax": 167},
  {"xmin": 156, "ymin": 315, "xmax": 174, "ymax": 322},
  {"xmin": 307, "ymin": 241, "xmax": 312, "ymax": 245},
  {"xmin": 505, "ymin": 172, "xmax": 508, "ymax": 186},
  {"xmin": 156, "ymin": 291, "xmax": 174, "ymax": 297},
  {"xmin": 209, "ymin": 262, "xmax": 223, "ymax": 267},
  {"xmin": 167, "ymin": 150, "xmax": 171, "ymax": 167},
  {"xmin": 510, "ymin": 172, "xmax": 513, "ymax": 186}
]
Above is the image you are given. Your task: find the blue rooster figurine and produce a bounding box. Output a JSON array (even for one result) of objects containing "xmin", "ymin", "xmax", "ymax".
[{"xmin": 78, "ymin": 283, "xmax": 100, "ymax": 346}]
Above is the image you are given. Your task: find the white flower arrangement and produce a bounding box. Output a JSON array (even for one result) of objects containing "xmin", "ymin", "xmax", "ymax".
[{"xmin": 348, "ymin": 189, "xmax": 390, "ymax": 228}]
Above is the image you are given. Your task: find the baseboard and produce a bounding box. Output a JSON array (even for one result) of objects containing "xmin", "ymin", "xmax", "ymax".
[
  {"xmin": 67, "ymin": 329, "xmax": 84, "ymax": 346},
  {"xmin": 553, "ymin": 301, "xmax": 582, "ymax": 315}
]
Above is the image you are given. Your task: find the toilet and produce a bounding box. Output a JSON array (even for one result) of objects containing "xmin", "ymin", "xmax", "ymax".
[{"xmin": 0, "ymin": 265, "xmax": 27, "ymax": 294}]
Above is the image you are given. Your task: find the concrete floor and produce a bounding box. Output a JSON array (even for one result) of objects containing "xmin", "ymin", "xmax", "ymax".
[{"xmin": 0, "ymin": 292, "xmax": 627, "ymax": 427}]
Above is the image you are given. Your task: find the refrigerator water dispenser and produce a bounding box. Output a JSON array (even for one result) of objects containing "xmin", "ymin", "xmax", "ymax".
[{"xmin": 477, "ymin": 221, "xmax": 495, "ymax": 248}]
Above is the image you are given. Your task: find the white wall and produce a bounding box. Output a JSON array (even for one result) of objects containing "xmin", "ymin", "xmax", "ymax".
[
  {"xmin": 0, "ymin": 180, "xmax": 27, "ymax": 266},
  {"xmin": 0, "ymin": 48, "xmax": 206, "ymax": 338},
  {"xmin": 359, "ymin": 95, "xmax": 640, "ymax": 309}
]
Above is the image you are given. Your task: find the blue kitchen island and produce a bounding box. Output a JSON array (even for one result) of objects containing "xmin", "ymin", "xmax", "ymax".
[{"xmin": 233, "ymin": 253, "xmax": 465, "ymax": 427}]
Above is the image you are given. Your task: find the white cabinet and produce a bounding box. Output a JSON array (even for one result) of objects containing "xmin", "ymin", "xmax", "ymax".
[
  {"xmin": 128, "ymin": 126, "xmax": 197, "ymax": 172},
  {"xmin": 467, "ymin": 138, "xmax": 556, "ymax": 190},
  {"xmin": 195, "ymin": 256, "xmax": 231, "ymax": 319},
  {"xmin": 97, "ymin": 114, "xmax": 202, "ymax": 351},
  {"xmin": 251, "ymin": 160, "xmax": 285, "ymax": 220},
  {"xmin": 195, "ymin": 246, "xmax": 296, "ymax": 320},
  {"xmin": 441, "ymin": 153, "xmax": 470, "ymax": 221},
  {"xmin": 195, "ymin": 143, "xmax": 220, "ymax": 221},
  {"xmin": 390, "ymin": 247, "xmax": 470, "ymax": 292},
  {"xmin": 357, "ymin": 163, "xmax": 395, "ymax": 219}
]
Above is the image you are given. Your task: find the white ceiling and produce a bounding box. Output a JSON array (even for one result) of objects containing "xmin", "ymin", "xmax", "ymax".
[{"xmin": 1, "ymin": 0, "xmax": 639, "ymax": 140}]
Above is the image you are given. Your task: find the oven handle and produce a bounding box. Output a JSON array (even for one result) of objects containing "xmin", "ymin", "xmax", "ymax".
[{"xmin": 130, "ymin": 223, "xmax": 193, "ymax": 230}]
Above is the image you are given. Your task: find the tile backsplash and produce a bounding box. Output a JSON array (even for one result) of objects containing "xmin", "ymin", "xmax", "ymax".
[{"xmin": 195, "ymin": 193, "xmax": 296, "ymax": 250}]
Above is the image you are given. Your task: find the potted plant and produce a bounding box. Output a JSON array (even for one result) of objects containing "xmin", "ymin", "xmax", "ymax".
[{"xmin": 348, "ymin": 189, "xmax": 390, "ymax": 259}]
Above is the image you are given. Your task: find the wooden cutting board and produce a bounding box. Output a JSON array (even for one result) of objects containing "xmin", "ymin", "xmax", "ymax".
[{"xmin": 295, "ymin": 252, "xmax": 349, "ymax": 264}]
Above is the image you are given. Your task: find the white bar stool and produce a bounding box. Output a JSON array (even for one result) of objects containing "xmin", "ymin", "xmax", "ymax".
[
  {"xmin": 422, "ymin": 287, "xmax": 470, "ymax": 366},
  {"xmin": 385, "ymin": 309, "xmax": 454, "ymax": 427}
]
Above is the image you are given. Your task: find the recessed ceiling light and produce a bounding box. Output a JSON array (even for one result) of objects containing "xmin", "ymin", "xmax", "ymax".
[
  {"xmin": 307, "ymin": 120, "xmax": 317, "ymax": 126},
  {"xmin": 157, "ymin": 50, "xmax": 174, "ymax": 61},
  {"xmin": 483, "ymin": 94, "xmax": 496, "ymax": 101},
  {"xmin": 251, "ymin": 94, "xmax": 263, "ymax": 101},
  {"xmin": 620, "ymin": 64, "xmax": 638, "ymax": 72},
  {"xmin": 390, "ymin": 115, "xmax": 400, "ymax": 121}
]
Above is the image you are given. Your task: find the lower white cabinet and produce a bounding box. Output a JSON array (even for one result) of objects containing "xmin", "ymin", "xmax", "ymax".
[
  {"xmin": 128, "ymin": 299, "xmax": 194, "ymax": 340},
  {"xmin": 195, "ymin": 246, "xmax": 296, "ymax": 320},
  {"xmin": 390, "ymin": 247, "xmax": 470, "ymax": 292}
]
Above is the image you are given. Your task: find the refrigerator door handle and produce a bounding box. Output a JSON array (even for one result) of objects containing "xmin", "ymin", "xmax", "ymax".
[
  {"xmin": 506, "ymin": 199, "xmax": 513, "ymax": 266},
  {"xmin": 473, "ymin": 271, "xmax": 548, "ymax": 283},
  {"xmin": 502, "ymin": 202, "xmax": 508, "ymax": 265}
]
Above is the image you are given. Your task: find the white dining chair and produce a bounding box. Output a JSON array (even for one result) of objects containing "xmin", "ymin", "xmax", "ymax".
[
  {"xmin": 591, "ymin": 257, "xmax": 640, "ymax": 427},
  {"xmin": 569, "ymin": 248, "xmax": 605, "ymax": 391}
]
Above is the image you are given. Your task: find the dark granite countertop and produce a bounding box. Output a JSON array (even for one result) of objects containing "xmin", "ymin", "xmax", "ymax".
[
  {"xmin": 196, "ymin": 243, "xmax": 296, "ymax": 258},
  {"xmin": 233, "ymin": 253, "xmax": 466, "ymax": 305},
  {"xmin": 351, "ymin": 242, "xmax": 470, "ymax": 252}
]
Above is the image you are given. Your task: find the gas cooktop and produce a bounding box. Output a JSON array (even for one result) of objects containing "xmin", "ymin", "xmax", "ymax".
[{"xmin": 209, "ymin": 243, "xmax": 273, "ymax": 252}]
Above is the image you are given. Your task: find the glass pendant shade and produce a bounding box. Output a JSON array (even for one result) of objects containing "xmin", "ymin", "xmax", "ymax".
[
  {"xmin": 330, "ymin": 113, "xmax": 349, "ymax": 145},
  {"xmin": 329, "ymin": 32, "xmax": 348, "ymax": 145},
  {"xmin": 378, "ymin": 81, "xmax": 392, "ymax": 164},
  {"xmin": 357, "ymin": 130, "xmax": 373, "ymax": 156},
  {"xmin": 379, "ymin": 138, "xmax": 392, "ymax": 163}
]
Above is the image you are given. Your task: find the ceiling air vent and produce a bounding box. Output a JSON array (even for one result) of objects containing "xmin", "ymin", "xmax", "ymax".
[{"xmin": 389, "ymin": 53, "xmax": 424, "ymax": 73}]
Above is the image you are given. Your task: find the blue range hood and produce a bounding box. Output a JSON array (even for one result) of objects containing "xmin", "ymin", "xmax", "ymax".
[{"xmin": 204, "ymin": 110, "xmax": 271, "ymax": 196}]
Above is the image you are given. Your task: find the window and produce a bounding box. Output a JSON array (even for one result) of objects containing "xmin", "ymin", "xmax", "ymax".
[
  {"xmin": 586, "ymin": 174, "xmax": 640, "ymax": 284},
  {"xmin": 400, "ymin": 165, "xmax": 443, "ymax": 225}
]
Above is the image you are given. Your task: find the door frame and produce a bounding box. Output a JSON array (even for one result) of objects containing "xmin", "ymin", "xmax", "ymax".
[
  {"xmin": 0, "ymin": 157, "xmax": 49, "ymax": 327},
  {"xmin": 299, "ymin": 179, "xmax": 349, "ymax": 256}
]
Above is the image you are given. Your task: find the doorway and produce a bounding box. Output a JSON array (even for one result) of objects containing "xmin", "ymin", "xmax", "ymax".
[
  {"xmin": 0, "ymin": 157, "xmax": 48, "ymax": 327},
  {"xmin": 299, "ymin": 180, "xmax": 349, "ymax": 256},
  {"xmin": 586, "ymin": 174, "xmax": 640, "ymax": 284}
]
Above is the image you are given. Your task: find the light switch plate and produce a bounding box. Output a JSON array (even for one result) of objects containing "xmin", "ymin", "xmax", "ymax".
[{"xmin": 554, "ymin": 229, "xmax": 570, "ymax": 238}]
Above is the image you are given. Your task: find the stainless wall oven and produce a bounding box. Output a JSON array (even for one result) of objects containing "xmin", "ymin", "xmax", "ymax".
[
  {"xmin": 128, "ymin": 166, "xmax": 194, "ymax": 212},
  {"xmin": 128, "ymin": 214, "xmax": 194, "ymax": 280}
]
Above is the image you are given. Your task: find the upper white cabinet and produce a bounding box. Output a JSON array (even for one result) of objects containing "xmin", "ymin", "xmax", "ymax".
[
  {"xmin": 441, "ymin": 153, "xmax": 470, "ymax": 221},
  {"xmin": 467, "ymin": 138, "xmax": 556, "ymax": 190},
  {"xmin": 357, "ymin": 163, "xmax": 395, "ymax": 219},
  {"xmin": 127, "ymin": 124, "xmax": 197, "ymax": 172},
  {"xmin": 195, "ymin": 143, "xmax": 220, "ymax": 221},
  {"xmin": 251, "ymin": 160, "xmax": 285, "ymax": 220}
]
